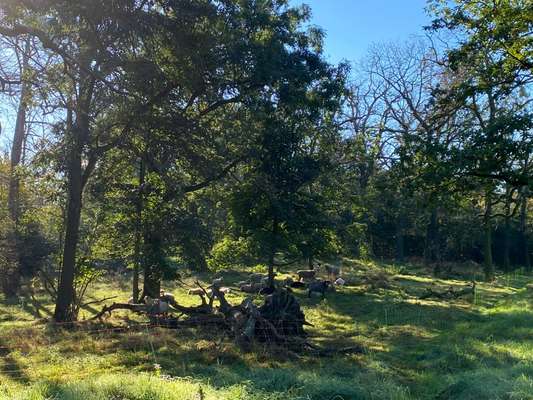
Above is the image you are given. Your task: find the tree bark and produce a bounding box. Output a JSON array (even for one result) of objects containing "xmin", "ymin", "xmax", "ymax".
[
  {"xmin": 502, "ymin": 185, "xmax": 512, "ymax": 272},
  {"xmin": 7, "ymin": 39, "xmax": 30, "ymax": 224},
  {"xmin": 53, "ymin": 65, "xmax": 95, "ymax": 322},
  {"xmin": 520, "ymin": 189, "xmax": 531, "ymax": 273},
  {"xmin": 142, "ymin": 229, "xmax": 163, "ymax": 299},
  {"xmin": 132, "ymin": 158, "xmax": 145, "ymax": 303},
  {"xmin": 268, "ymin": 216, "xmax": 279, "ymax": 288},
  {"xmin": 53, "ymin": 107, "xmax": 85, "ymax": 322},
  {"xmin": 483, "ymin": 189, "xmax": 494, "ymax": 281}
]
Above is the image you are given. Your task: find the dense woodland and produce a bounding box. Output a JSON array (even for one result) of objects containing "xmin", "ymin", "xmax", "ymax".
[{"xmin": 0, "ymin": 0, "xmax": 531, "ymax": 322}]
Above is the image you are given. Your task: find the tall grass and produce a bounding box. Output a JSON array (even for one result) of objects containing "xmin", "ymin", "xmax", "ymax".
[{"xmin": 1, "ymin": 263, "xmax": 532, "ymax": 399}]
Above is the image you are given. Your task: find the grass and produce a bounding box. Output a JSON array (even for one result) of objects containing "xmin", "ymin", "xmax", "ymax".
[{"xmin": 1, "ymin": 259, "xmax": 532, "ymax": 400}]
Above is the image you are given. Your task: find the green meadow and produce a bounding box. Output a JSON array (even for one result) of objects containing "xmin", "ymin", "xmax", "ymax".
[{"xmin": 1, "ymin": 261, "xmax": 532, "ymax": 400}]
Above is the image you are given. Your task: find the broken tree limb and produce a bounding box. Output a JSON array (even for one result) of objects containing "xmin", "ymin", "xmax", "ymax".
[
  {"xmin": 81, "ymin": 296, "xmax": 118, "ymax": 307},
  {"xmin": 90, "ymin": 286, "xmax": 328, "ymax": 354},
  {"xmin": 91, "ymin": 302, "xmax": 148, "ymax": 320},
  {"xmin": 419, "ymin": 281, "xmax": 476, "ymax": 300},
  {"xmin": 305, "ymin": 342, "xmax": 367, "ymax": 357}
]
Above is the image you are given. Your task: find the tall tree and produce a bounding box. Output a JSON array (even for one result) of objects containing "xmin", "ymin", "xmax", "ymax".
[
  {"xmin": 429, "ymin": 0, "xmax": 533, "ymax": 77},
  {"xmin": 231, "ymin": 59, "xmax": 346, "ymax": 286},
  {"xmin": 0, "ymin": 0, "xmax": 161, "ymax": 320},
  {"xmin": 1, "ymin": 37, "xmax": 31, "ymax": 297},
  {"xmin": 430, "ymin": 0, "xmax": 533, "ymax": 277}
]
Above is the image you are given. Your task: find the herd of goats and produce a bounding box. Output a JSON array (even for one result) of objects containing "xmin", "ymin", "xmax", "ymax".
[
  {"xmin": 135, "ymin": 263, "xmax": 347, "ymax": 316},
  {"xmin": 104, "ymin": 263, "xmax": 349, "ymax": 333},
  {"xmin": 235, "ymin": 263, "xmax": 345, "ymax": 297},
  {"xmin": 100, "ymin": 262, "xmax": 354, "ymax": 352},
  {"xmin": 89, "ymin": 260, "xmax": 484, "ymax": 353}
]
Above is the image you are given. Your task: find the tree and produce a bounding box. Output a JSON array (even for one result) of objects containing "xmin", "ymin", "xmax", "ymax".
[
  {"xmin": 429, "ymin": 0, "xmax": 533, "ymax": 278},
  {"xmin": 230, "ymin": 57, "xmax": 346, "ymax": 286},
  {"xmin": 429, "ymin": 0, "xmax": 533, "ymax": 78},
  {"xmin": 0, "ymin": 36, "xmax": 32, "ymax": 297},
  {"xmin": 362, "ymin": 40, "xmax": 460, "ymax": 266},
  {"xmin": 0, "ymin": 0, "xmax": 169, "ymax": 320}
]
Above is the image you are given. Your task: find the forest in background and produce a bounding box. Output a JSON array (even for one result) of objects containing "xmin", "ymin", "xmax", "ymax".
[{"xmin": 0, "ymin": 0, "xmax": 531, "ymax": 323}]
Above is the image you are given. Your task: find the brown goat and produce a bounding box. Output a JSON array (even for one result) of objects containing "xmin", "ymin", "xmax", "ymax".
[{"xmin": 297, "ymin": 269, "xmax": 316, "ymax": 282}]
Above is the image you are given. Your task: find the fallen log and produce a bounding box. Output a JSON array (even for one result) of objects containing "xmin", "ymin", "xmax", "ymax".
[
  {"xmin": 91, "ymin": 302, "xmax": 147, "ymax": 319},
  {"xmin": 419, "ymin": 281, "xmax": 476, "ymax": 300},
  {"xmin": 305, "ymin": 343, "xmax": 367, "ymax": 357},
  {"xmin": 91, "ymin": 299, "xmax": 211, "ymax": 321},
  {"xmin": 91, "ymin": 280, "xmax": 314, "ymax": 352}
]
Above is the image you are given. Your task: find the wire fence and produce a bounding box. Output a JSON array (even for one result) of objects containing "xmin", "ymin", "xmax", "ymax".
[
  {"xmin": 1, "ymin": 279, "xmax": 525, "ymax": 382},
  {"xmin": 0, "ymin": 308, "xmax": 469, "ymax": 378}
]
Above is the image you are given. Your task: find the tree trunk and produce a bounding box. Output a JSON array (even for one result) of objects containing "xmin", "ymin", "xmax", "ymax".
[
  {"xmin": 395, "ymin": 215, "xmax": 405, "ymax": 263},
  {"xmin": 424, "ymin": 207, "xmax": 438, "ymax": 265},
  {"xmin": 54, "ymin": 107, "xmax": 84, "ymax": 322},
  {"xmin": 142, "ymin": 229, "xmax": 163, "ymax": 299},
  {"xmin": 3, "ymin": 38, "xmax": 31, "ymax": 298},
  {"xmin": 132, "ymin": 158, "xmax": 145, "ymax": 303},
  {"xmin": 7, "ymin": 40, "xmax": 30, "ymax": 224},
  {"xmin": 53, "ymin": 54, "xmax": 96, "ymax": 322},
  {"xmin": 268, "ymin": 216, "xmax": 279, "ymax": 288},
  {"xmin": 502, "ymin": 185, "xmax": 512, "ymax": 272},
  {"xmin": 483, "ymin": 189, "xmax": 494, "ymax": 281},
  {"xmin": 520, "ymin": 189, "xmax": 531, "ymax": 273}
]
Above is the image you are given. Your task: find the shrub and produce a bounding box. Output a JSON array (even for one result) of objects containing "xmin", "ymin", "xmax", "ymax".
[{"xmin": 207, "ymin": 236, "xmax": 255, "ymax": 271}]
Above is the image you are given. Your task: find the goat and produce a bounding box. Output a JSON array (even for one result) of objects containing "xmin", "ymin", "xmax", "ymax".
[
  {"xmin": 239, "ymin": 283, "xmax": 262, "ymax": 294},
  {"xmin": 308, "ymin": 280, "xmax": 331, "ymax": 298},
  {"xmin": 297, "ymin": 269, "xmax": 316, "ymax": 282},
  {"xmin": 334, "ymin": 277, "xmax": 346, "ymax": 286},
  {"xmin": 144, "ymin": 296, "xmax": 170, "ymax": 315},
  {"xmin": 157, "ymin": 300, "xmax": 170, "ymax": 314},
  {"xmin": 188, "ymin": 288, "xmax": 206, "ymax": 297},
  {"xmin": 211, "ymin": 277, "xmax": 224, "ymax": 288},
  {"xmin": 251, "ymin": 272, "xmax": 276, "ymax": 284},
  {"xmin": 289, "ymin": 281, "xmax": 307, "ymax": 289},
  {"xmin": 283, "ymin": 276, "xmax": 306, "ymax": 289},
  {"xmin": 211, "ymin": 286, "xmax": 231, "ymax": 296}
]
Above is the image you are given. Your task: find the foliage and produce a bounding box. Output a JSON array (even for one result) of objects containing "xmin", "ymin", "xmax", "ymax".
[
  {"xmin": 429, "ymin": 0, "xmax": 533, "ymax": 79},
  {"xmin": 207, "ymin": 236, "xmax": 256, "ymax": 271}
]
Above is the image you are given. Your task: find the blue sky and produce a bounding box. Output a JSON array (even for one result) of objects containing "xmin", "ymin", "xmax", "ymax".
[{"xmin": 291, "ymin": 0, "xmax": 432, "ymax": 63}]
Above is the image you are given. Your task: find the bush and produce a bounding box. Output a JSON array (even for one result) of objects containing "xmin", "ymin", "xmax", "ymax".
[
  {"xmin": 18, "ymin": 221, "xmax": 56, "ymax": 278},
  {"xmin": 207, "ymin": 236, "xmax": 255, "ymax": 271}
]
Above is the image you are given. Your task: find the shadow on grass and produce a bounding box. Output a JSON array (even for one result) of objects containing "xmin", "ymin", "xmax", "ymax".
[
  {"xmin": 0, "ymin": 337, "xmax": 31, "ymax": 383},
  {"xmin": 23, "ymin": 295, "xmax": 53, "ymax": 319}
]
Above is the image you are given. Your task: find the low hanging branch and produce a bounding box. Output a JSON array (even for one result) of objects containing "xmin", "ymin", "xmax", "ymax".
[
  {"xmin": 419, "ymin": 281, "xmax": 476, "ymax": 300},
  {"xmin": 81, "ymin": 296, "xmax": 118, "ymax": 308}
]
